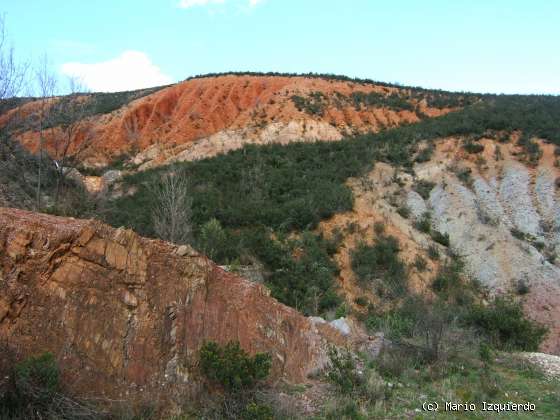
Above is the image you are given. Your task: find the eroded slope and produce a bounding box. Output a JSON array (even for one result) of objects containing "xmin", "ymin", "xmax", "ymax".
[{"xmin": 4, "ymin": 74, "xmax": 459, "ymax": 169}]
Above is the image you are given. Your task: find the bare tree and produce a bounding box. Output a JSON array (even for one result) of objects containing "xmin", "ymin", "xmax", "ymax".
[
  {"xmin": 0, "ymin": 16, "xmax": 36, "ymax": 207},
  {"xmin": 49, "ymin": 77, "xmax": 96, "ymax": 205},
  {"xmin": 33, "ymin": 54, "xmax": 57, "ymax": 209},
  {"xmin": 0, "ymin": 15, "xmax": 27, "ymax": 100},
  {"xmin": 150, "ymin": 170, "xmax": 193, "ymax": 244}
]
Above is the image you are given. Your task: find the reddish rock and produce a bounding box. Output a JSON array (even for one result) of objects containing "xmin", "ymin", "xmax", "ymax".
[{"xmin": 0, "ymin": 207, "xmax": 346, "ymax": 405}]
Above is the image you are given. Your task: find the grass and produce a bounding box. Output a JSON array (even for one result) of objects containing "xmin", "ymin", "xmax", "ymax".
[{"xmin": 357, "ymin": 354, "xmax": 560, "ymax": 419}]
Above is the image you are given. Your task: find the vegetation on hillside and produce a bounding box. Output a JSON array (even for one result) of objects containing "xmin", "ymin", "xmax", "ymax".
[
  {"xmin": 3, "ymin": 75, "xmax": 559, "ymax": 418},
  {"xmin": 101, "ymin": 92, "xmax": 560, "ymax": 320}
]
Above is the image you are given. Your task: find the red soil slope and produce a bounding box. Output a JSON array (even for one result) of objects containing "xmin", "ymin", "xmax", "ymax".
[{"xmin": 5, "ymin": 75, "xmax": 454, "ymax": 167}]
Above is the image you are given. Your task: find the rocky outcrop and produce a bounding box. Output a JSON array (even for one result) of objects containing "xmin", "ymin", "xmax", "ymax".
[
  {"xmin": 0, "ymin": 208, "xmax": 346, "ymax": 405},
  {"xmin": 414, "ymin": 139, "xmax": 560, "ymax": 354}
]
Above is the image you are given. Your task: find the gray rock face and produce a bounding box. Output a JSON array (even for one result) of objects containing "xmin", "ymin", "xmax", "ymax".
[
  {"xmin": 330, "ymin": 318, "xmax": 351, "ymax": 336},
  {"xmin": 535, "ymin": 168, "xmax": 556, "ymax": 220},
  {"xmin": 406, "ymin": 190, "xmax": 428, "ymax": 221},
  {"xmin": 102, "ymin": 170, "xmax": 123, "ymax": 186},
  {"xmin": 429, "ymin": 174, "xmax": 560, "ymax": 294},
  {"xmin": 472, "ymin": 177, "xmax": 509, "ymax": 227},
  {"xmin": 499, "ymin": 163, "xmax": 541, "ymax": 238}
]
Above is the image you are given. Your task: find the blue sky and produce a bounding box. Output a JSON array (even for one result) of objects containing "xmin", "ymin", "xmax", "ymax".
[{"xmin": 3, "ymin": 0, "xmax": 559, "ymax": 94}]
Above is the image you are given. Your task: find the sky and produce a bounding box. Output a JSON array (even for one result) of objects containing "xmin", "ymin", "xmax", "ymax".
[{"xmin": 3, "ymin": 0, "xmax": 559, "ymax": 94}]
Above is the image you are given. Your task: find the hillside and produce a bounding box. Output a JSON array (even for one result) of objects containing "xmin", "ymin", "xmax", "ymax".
[
  {"xmin": 2, "ymin": 73, "xmax": 560, "ymax": 418},
  {"xmin": 2, "ymin": 73, "xmax": 467, "ymax": 170}
]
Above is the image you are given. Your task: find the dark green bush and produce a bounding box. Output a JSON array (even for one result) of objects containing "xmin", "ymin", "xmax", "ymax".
[
  {"xmin": 430, "ymin": 230, "xmax": 450, "ymax": 247},
  {"xmin": 430, "ymin": 257, "xmax": 470, "ymax": 305},
  {"xmin": 463, "ymin": 141, "xmax": 484, "ymax": 154},
  {"xmin": 291, "ymin": 93, "xmax": 325, "ymax": 116},
  {"xmin": 0, "ymin": 352, "xmax": 100, "ymax": 418},
  {"xmin": 199, "ymin": 341, "xmax": 271, "ymax": 391},
  {"xmin": 516, "ymin": 280, "xmax": 530, "ymax": 295},
  {"xmin": 350, "ymin": 91, "xmax": 414, "ymax": 112},
  {"xmin": 373, "ymin": 221, "xmax": 385, "ymax": 235},
  {"xmin": 396, "ymin": 205, "xmax": 410, "ymax": 219},
  {"xmin": 415, "ymin": 144, "xmax": 435, "ymax": 163},
  {"xmin": 413, "ymin": 255, "xmax": 427, "ymax": 271},
  {"xmin": 413, "ymin": 180, "xmax": 436, "ymax": 200},
  {"xmin": 366, "ymin": 309, "xmax": 415, "ymax": 340},
  {"xmin": 415, "ymin": 212, "xmax": 432, "ymax": 233},
  {"xmin": 326, "ymin": 347, "xmax": 363, "ymax": 394},
  {"xmin": 354, "ymin": 296, "xmax": 368, "ymax": 307},
  {"xmin": 12, "ymin": 353, "xmax": 60, "ymax": 408},
  {"xmin": 260, "ymin": 231, "xmax": 342, "ymax": 315},
  {"xmin": 466, "ymin": 298, "xmax": 547, "ymax": 351},
  {"xmin": 427, "ymin": 244, "xmax": 440, "ymax": 260},
  {"xmin": 510, "ymin": 228, "xmax": 526, "ymax": 240},
  {"xmin": 455, "ymin": 167, "xmax": 473, "ymax": 187},
  {"xmin": 351, "ymin": 236, "xmax": 408, "ymax": 298},
  {"xmin": 242, "ymin": 402, "xmax": 274, "ymax": 419}
]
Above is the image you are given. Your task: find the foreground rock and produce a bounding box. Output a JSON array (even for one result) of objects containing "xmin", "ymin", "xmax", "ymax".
[
  {"xmin": 519, "ymin": 352, "xmax": 560, "ymax": 379},
  {"xmin": 0, "ymin": 208, "xmax": 346, "ymax": 406}
]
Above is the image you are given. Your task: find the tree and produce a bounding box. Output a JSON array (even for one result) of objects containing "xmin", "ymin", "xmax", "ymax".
[
  {"xmin": 48, "ymin": 77, "xmax": 96, "ymax": 205},
  {"xmin": 150, "ymin": 171, "xmax": 193, "ymax": 244},
  {"xmin": 0, "ymin": 16, "xmax": 36, "ymax": 208},
  {"xmin": 0, "ymin": 15, "xmax": 27, "ymax": 100},
  {"xmin": 33, "ymin": 55, "xmax": 57, "ymax": 209},
  {"xmin": 198, "ymin": 218, "xmax": 228, "ymax": 261}
]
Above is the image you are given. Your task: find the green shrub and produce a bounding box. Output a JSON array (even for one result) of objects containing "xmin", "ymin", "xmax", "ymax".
[
  {"xmin": 350, "ymin": 91, "xmax": 414, "ymax": 112},
  {"xmin": 430, "ymin": 230, "xmax": 450, "ymax": 247},
  {"xmin": 199, "ymin": 341, "xmax": 271, "ymax": 392},
  {"xmin": 463, "ymin": 141, "xmax": 484, "ymax": 154},
  {"xmin": 291, "ymin": 93, "xmax": 325, "ymax": 116},
  {"xmin": 466, "ymin": 298, "xmax": 548, "ymax": 351},
  {"xmin": 516, "ymin": 280, "xmax": 530, "ymax": 295},
  {"xmin": 354, "ymin": 296, "xmax": 368, "ymax": 307},
  {"xmin": 415, "ymin": 212, "xmax": 432, "ymax": 233},
  {"xmin": 373, "ymin": 221, "xmax": 385, "ymax": 235},
  {"xmin": 533, "ymin": 241, "xmax": 545, "ymax": 251},
  {"xmin": 413, "ymin": 180, "xmax": 436, "ymax": 200},
  {"xmin": 396, "ymin": 205, "xmax": 410, "ymax": 219},
  {"xmin": 12, "ymin": 353, "xmax": 60, "ymax": 407},
  {"xmin": 415, "ymin": 144, "xmax": 435, "ymax": 163},
  {"xmin": 0, "ymin": 352, "xmax": 106, "ymax": 419},
  {"xmin": 479, "ymin": 342, "xmax": 493, "ymax": 363},
  {"xmin": 366, "ymin": 310, "xmax": 415, "ymax": 339},
  {"xmin": 413, "ymin": 255, "xmax": 427, "ymax": 271},
  {"xmin": 260, "ymin": 231, "xmax": 341, "ymax": 316},
  {"xmin": 335, "ymin": 304, "xmax": 349, "ymax": 319},
  {"xmin": 351, "ymin": 236, "xmax": 408, "ymax": 298},
  {"xmin": 510, "ymin": 228, "xmax": 526, "ymax": 240},
  {"xmin": 518, "ymin": 136, "xmax": 542, "ymax": 164},
  {"xmin": 455, "ymin": 167, "xmax": 473, "ymax": 187},
  {"xmin": 326, "ymin": 347, "xmax": 363, "ymax": 394},
  {"xmin": 427, "ymin": 244, "xmax": 440, "ymax": 260},
  {"xmin": 242, "ymin": 402, "xmax": 274, "ymax": 420},
  {"xmin": 197, "ymin": 218, "xmax": 230, "ymax": 261},
  {"xmin": 431, "ymin": 257, "xmax": 467, "ymax": 303}
]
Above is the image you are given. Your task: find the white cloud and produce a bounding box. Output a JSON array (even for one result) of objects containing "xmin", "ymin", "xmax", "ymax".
[
  {"xmin": 178, "ymin": 0, "xmax": 262, "ymax": 8},
  {"xmin": 60, "ymin": 50, "xmax": 172, "ymax": 92}
]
